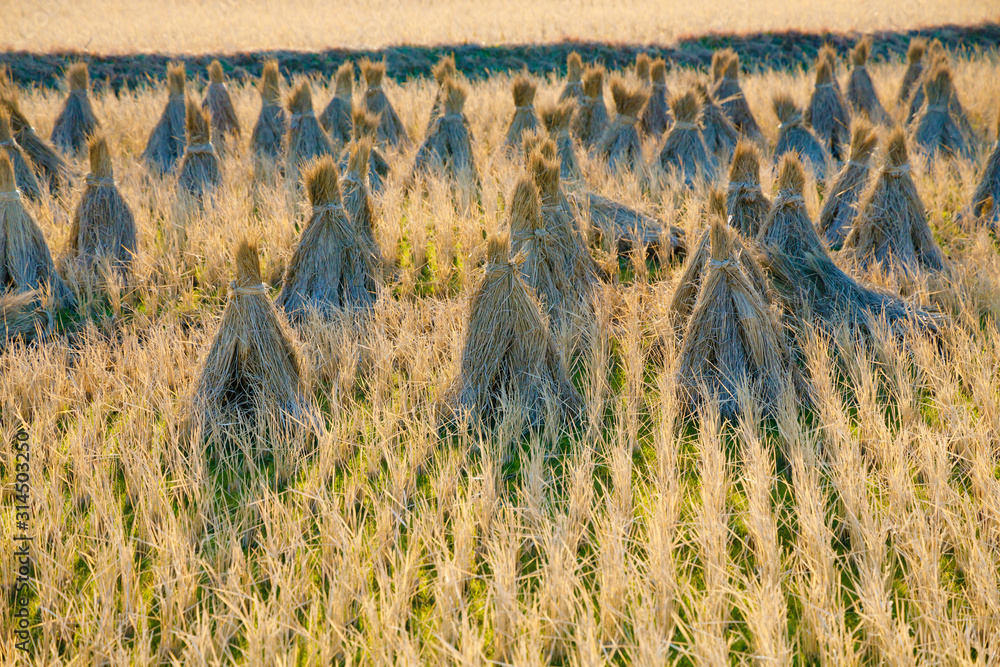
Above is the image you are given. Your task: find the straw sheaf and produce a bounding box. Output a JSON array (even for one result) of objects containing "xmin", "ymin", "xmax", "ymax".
[
  {"xmin": 168, "ymin": 63, "xmax": 186, "ymax": 97},
  {"xmin": 251, "ymin": 62, "xmax": 286, "ymax": 160},
  {"xmin": 0, "ymin": 111, "xmax": 42, "ymax": 202},
  {"xmin": 570, "ymin": 190, "xmax": 677, "ymax": 253},
  {"xmin": 260, "ymin": 60, "xmax": 282, "ymax": 105},
  {"xmin": 712, "ymin": 50, "xmax": 762, "ymax": 139},
  {"xmin": 727, "ymin": 139, "xmax": 770, "ymax": 238},
  {"xmin": 505, "ymin": 76, "xmax": 540, "ymax": 149},
  {"xmin": 908, "ymin": 38, "xmax": 927, "ymax": 63},
  {"xmin": 306, "ymin": 155, "xmax": 342, "ymax": 205},
  {"xmin": 287, "ymin": 82, "xmax": 334, "ymax": 177},
  {"xmin": 711, "ymin": 50, "xmax": 730, "ymax": 83},
  {"xmin": 846, "ymin": 37, "xmax": 890, "ymax": 125},
  {"xmin": 540, "ymin": 100, "xmax": 581, "ymax": 181},
  {"xmin": 897, "ymin": 38, "xmax": 926, "ymax": 107},
  {"xmin": 412, "ymin": 78, "xmax": 477, "ymax": 186},
  {"xmin": 807, "ymin": 54, "xmax": 851, "ymax": 160},
  {"xmin": 970, "ymin": 111, "xmax": 1000, "ymax": 222},
  {"xmin": 67, "ymin": 62, "xmax": 89, "ymax": 91},
  {"xmin": 178, "ymin": 101, "xmax": 220, "ymax": 200},
  {"xmin": 432, "ymin": 56, "xmax": 457, "ymax": 85},
  {"xmin": 202, "ymin": 61, "xmax": 241, "ymax": 142},
  {"xmin": 567, "ymin": 52, "xmax": 583, "ymax": 81},
  {"xmin": 360, "ymin": 59, "xmax": 408, "ymax": 146},
  {"xmin": 596, "ymin": 76, "xmax": 647, "ymax": 172},
  {"xmin": 635, "ymin": 53, "xmax": 652, "ymax": 82},
  {"xmin": 819, "ymin": 119, "xmax": 877, "ymax": 247},
  {"xmin": 360, "ymin": 59, "xmax": 386, "ymax": 88},
  {"xmin": 610, "ymin": 77, "xmax": 648, "ymax": 119},
  {"xmin": 659, "ymin": 91, "xmax": 715, "ymax": 187},
  {"xmin": 773, "ymin": 94, "xmax": 829, "ymax": 180},
  {"xmin": 289, "ymin": 82, "xmax": 315, "ymax": 116},
  {"xmin": 573, "ymin": 66, "xmax": 609, "ymax": 147},
  {"xmin": 322, "ymin": 64, "xmax": 355, "ymax": 145},
  {"xmin": 724, "ymin": 52, "xmax": 740, "ymax": 80},
  {"xmin": 207, "ymin": 60, "xmax": 224, "ymax": 85},
  {"xmin": 541, "ymin": 100, "xmax": 573, "ymax": 132},
  {"xmin": 51, "ymin": 62, "xmax": 101, "ymax": 156},
  {"xmin": 851, "ymin": 37, "xmax": 871, "ymax": 67},
  {"xmin": 650, "ymin": 59, "xmax": 666, "ymax": 84},
  {"xmin": 583, "ymin": 67, "xmax": 604, "ymax": 98},
  {"xmin": 236, "ymin": 239, "xmax": 263, "ymax": 285},
  {"xmin": 443, "ymin": 78, "xmax": 468, "ymax": 115},
  {"xmin": 88, "ymin": 134, "xmax": 113, "ymax": 179},
  {"xmin": 186, "ymin": 99, "xmax": 211, "ymax": 145},
  {"xmin": 3, "ymin": 94, "xmax": 73, "ymax": 194},
  {"xmin": 349, "ymin": 105, "xmax": 390, "ymax": 193},
  {"xmin": 512, "ymin": 76, "xmax": 536, "ymax": 108},
  {"xmin": 911, "ymin": 62, "xmax": 971, "ymax": 160},
  {"xmin": 697, "ymin": 83, "xmax": 739, "ymax": 159},
  {"xmin": 352, "ymin": 105, "xmax": 379, "ymax": 139},
  {"xmin": 641, "ymin": 58, "xmax": 671, "ymax": 137},
  {"xmin": 342, "ymin": 138, "xmax": 381, "ymax": 260},
  {"xmin": 671, "ymin": 90, "xmax": 700, "ymax": 125},
  {"xmin": 142, "ymin": 64, "xmax": 187, "ymax": 172}
]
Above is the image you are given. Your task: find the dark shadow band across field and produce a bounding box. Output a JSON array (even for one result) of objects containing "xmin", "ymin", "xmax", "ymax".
[{"xmin": 1, "ymin": 22, "xmax": 998, "ymax": 92}]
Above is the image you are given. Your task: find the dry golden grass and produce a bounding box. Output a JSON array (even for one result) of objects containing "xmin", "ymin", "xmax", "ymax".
[
  {"xmin": 1, "ymin": 52, "xmax": 1000, "ymax": 664},
  {"xmin": 4, "ymin": 0, "xmax": 998, "ymax": 54}
]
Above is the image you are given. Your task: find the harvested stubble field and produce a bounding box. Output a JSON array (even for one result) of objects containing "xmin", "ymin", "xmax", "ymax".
[{"xmin": 1, "ymin": 34, "xmax": 1000, "ymax": 667}]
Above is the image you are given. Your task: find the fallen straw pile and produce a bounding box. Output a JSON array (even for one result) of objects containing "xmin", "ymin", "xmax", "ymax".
[
  {"xmin": 897, "ymin": 38, "xmax": 926, "ymax": 112},
  {"xmin": 250, "ymin": 60, "xmax": 287, "ymax": 161},
  {"xmin": 846, "ymin": 37, "xmax": 890, "ymax": 125},
  {"xmin": 0, "ymin": 110, "xmax": 41, "ymax": 202},
  {"xmin": 540, "ymin": 100, "xmax": 581, "ymax": 182},
  {"xmin": 843, "ymin": 128, "xmax": 945, "ymax": 279},
  {"xmin": 726, "ymin": 139, "xmax": 770, "ymax": 238},
  {"xmin": 287, "ymin": 81, "xmax": 335, "ymax": 181},
  {"xmin": 445, "ymin": 232, "xmax": 583, "ymax": 428},
  {"xmin": 697, "ymin": 83, "xmax": 740, "ymax": 161},
  {"xmin": 572, "ymin": 66, "xmax": 609, "ymax": 149},
  {"xmin": 568, "ymin": 190, "xmax": 685, "ymax": 257},
  {"xmin": 970, "ymin": 110, "xmax": 1000, "ymax": 226},
  {"xmin": 361, "ymin": 59, "xmax": 408, "ymax": 147},
  {"xmin": 758, "ymin": 153, "xmax": 934, "ymax": 341},
  {"xmin": 50, "ymin": 62, "xmax": 100, "ymax": 156},
  {"xmin": 320, "ymin": 62, "xmax": 355, "ymax": 147},
  {"xmin": 346, "ymin": 105, "xmax": 390, "ymax": 194},
  {"xmin": 773, "ymin": 93, "xmax": 829, "ymax": 181},
  {"xmin": 424, "ymin": 55, "xmax": 457, "ymax": 134},
  {"xmin": 712, "ymin": 49, "xmax": 762, "ymax": 140},
  {"xmin": 658, "ymin": 90, "xmax": 715, "ymax": 187},
  {"xmin": 559, "ymin": 52, "xmax": 585, "ymax": 104},
  {"xmin": 1, "ymin": 93, "xmax": 72, "ymax": 196},
  {"xmin": 0, "ymin": 291, "xmax": 50, "ymax": 346},
  {"xmin": 505, "ymin": 75, "xmax": 541, "ymax": 150},
  {"xmin": 641, "ymin": 58, "xmax": 671, "ymax": 137},
  {"xmin": 597, "ymin": 75, "xmax": 647, "ymax": 173},
  {"xmin": 278, "ymin": 156, "xmax": 378, "ymax": 323},
  {"xmin": 806, "ymin": 48, "xmax": 851, "ymax": 160},
  {"xmin": 819, "ymin": 118, "xmax": 877, "ymax": 248},
  {"xmin": 412, "ymin": 78, "xmax": 478, "ymax": 187},
  {"xmin": 911, "ymin": 62, "xmax": 972, "ymax": 160},
  {"xmin": 201, "ymin": 60, "xmax": 241, "ymax": 150},
  {"xmin": 67, "ymin": 134, "xmax": 138, "ymax": 286},
  {"xmin": 142, "ymin": 63, "xmax": 187, "ymax": 174},
  {"xmin": 192, "ymin": 239, "xmax": 322, "ymax": 445},
  {"xmin": 177, "ymin": 100, "xmax": 221, "ymax": 201}
]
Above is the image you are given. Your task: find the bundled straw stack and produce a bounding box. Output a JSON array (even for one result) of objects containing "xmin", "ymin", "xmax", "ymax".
[
  {"xmin": 970, "ymin": 111, "xmax": 1000, "ymax": 226},
  {"xmin": 634, "ymin": 53, "xmax": 652, "ymax": 83},
  {"xmin": 641, "ymin": 58, "xmax": 670, "ymax": 137},
  {"xmin": 361, "ymin": 59, "xmax": 408, "ymax": 147},
  {"xmin": 846, "ymin": 37, "xmax": 890, "ymax": 125},
  {"xmin": 505, "ymin": 75, "xmax": 541, "ymax": 150},
  {"xmin": 911, "ymin": 63, "xmax": 972, "ymax": 160},
  {"xmin": 287, "ymin": 82, "xmax": 334, "ymax": 181},
  {"xmin": 672, "ymin": 214, "xmax": 793, "ymax": 420},
  {"xmin": 142, "ymin": 63, "xmax": 187, "ymax": 174},
  {"xmin": 67, "ymin": 135, "xmax": 138, "ymax": 286},
  {"xmin": 251, "ymin": 60, "xmax": 287, "ymax": 161},
  {"xmin": 897, "ymin": 38, "xmax": 926, "ymax": 112},
  {"xmin": 446, "ymin": 232, "xmax": 583, "ymax": 428},
  {"xmin": 201, "ymin": 60, "xmax": 241, "ymax": 150},
  {"xmin": 540, "ymin": 100, "xmax": 581, "ymax": 182},
  {"xmin": 572, "ymin": 66, "xmax": 608, "ymax": 149},
  {"xmin": 341, "ymin": 138, "xmax": 381, "ymax": 265},
  {"xmin": 904, "ymin": 42, "xmax": 974, "ymax": 141},
  {"xmin": 559, "ymin": 52, "xmax": 585, "ymax": 103},
  {"xmin": 597, "ymin": 76, "xmax": 647, "ymax": 173},
  {"xmin": 1, "ymin": 93, "xmax": 72, "ymax": 196},
  {"xmin": 346, "ymin": 106, "xmax": 391, "ymax": 194},
  {"xmin": 658, "ymin": 90, "xmax": 715, "ymax": 187},
  {"xmin": 425, "ymin": 56, "xmax": 458, "ymax": 133},
  {"xmin": 697, "ymin": 83, "xmax": 739, "ymax": 161},
  {"xmin": 50, "ymin": 62, "xmax": 100, "ymax": 156},
  {"xmin": 0, "ymin": 153, "xmax": 75, "ymax": 312},
  {"xmin": 773, "ymin": 93, "xmax": 829, "ymax": 181},
  {"xmin": 712, "ymin": 49, "xmax": 762, "ymax": 140},
  {"xmin": 178, "ymin": 100, "xmax": 221, "ymax": 201},
  {"xmin": 844, "ymin": 128, "xmax": 945, "ymax": 278},
  {"xmin": 819, "ymin": 119, "xmax": 877, "ymax": 248},
  {"xmin": 0, "ymin": 111, "xmax": 41, "ymax": 202},
  {"xmin": 320, "ymin": 62, "xmax": 355, "ymax": 146},
  {"xmin": 758, "ymin": 153, "xmax": 933, "ymax": 340},
  {"xmin": 412, "ymin": 78, "xmax": 478, "ymax": 186},
  {"xmin": 726, "ymin": 140, "xmax": 770, "ymax": 238},
  {"xmin": 278, "ymin": 156, "xmax": 377, "ymax": 322},
  {"xmin": 192, "ymin": 239, "xmax": 321, "ymax": 444},
  {"xmin": 806, "ymin": 48, "xmax": 851, "ymax": 160},
  {"xmin": 904, "ymin": 40, "xmax": 945, "ymax": 125}
]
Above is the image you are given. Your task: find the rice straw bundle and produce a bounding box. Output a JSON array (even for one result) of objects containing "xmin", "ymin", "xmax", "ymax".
[
  {"xmin": 843, "ymin": 128, "xmax": 945, "ymax": 278},
  {"xmin": 540, "ymin": 100, "xmax": 582, "ymax": 182},
  {"xmin": 67, "ymin": 134, "xmax": 138, "ymax": 286},
  {"xmin": 559, "ymin": 52, "xmax": 585, "ymax": 104},
  {"xmin": 1, "ymin": 93, "xmax": 72, "ymax": 196},
  {"xmin": 806, "ymin": 51, "xmax": 851, "ymax": 160},
  {"xmin": 846, "ymin": 37, "xmax": 890, "ymax": 126},
  {"xmin": 177, "ymin": 100, "xmax": 221, "ymax": 201},
  {"xmin": 712, "ymin": 49, "xmax": 762, "ymax": 140},
  {"xmin": 446, "ymin": 232, "xmax": 583, "ymax": 427},
  {"xmin": 50, "ymin": 62, "xmax": 100, "ymax": 157},
  {"xmin": 287, "ymin": 81, "xmax": 335, "ymax": 181},
  {"xmin": 641, "ymin": 58, "xmax": 671, "ymax": 137},
  {"xmin": 341, "ymin": 138, "xmax": 381, "ymax": 265},
  {"xmin": 505, "ymin": 75, "xmax": 541, "ymax": 150},
  {"xmin": 0, "ymin": 111, "xmax": 41, "ymax": 202},
  {"xmin": 758, "ymin": 153, "xmax": 934, "ymax": 340},
  {"xmin": 0, "ymin": 153, "xmax": 74, "ymax": 311},
  {"xmin": 572, "ymin": 66, "xmax": 609, "ymax": 149},
  {"xmin": 250, "ymin": 60, "xmax": 287, "ymax": 161},
  {"xmin": 818, "ymin": 118, "xmax": 877, "ymax": 248},
  {"xmin": 568, "ymin": 190, "xmax": 684, "ymax": 255},
  {"xmin": 970, "ymin": 111, "xmax": 1000, "ymax": 225},
  {"xmin": 726, "ymin": 139, "xmax": 770, "ymax": 238},
  {"xmin": 911, "ymin": 62, "xmax": 972, "ymax": 161},
  {"xmin": 634, "ymin": 53, "xmax": 652, "ymax": 83},
  {"xmin": 897, "ymin": 38, "xmax": 926, "ymax": 111},
  {"xmin": 904, "ymin": 40, "xmax": 945, "ymax": 125},
  {"xmin": 697, "ymin": 83, "xmax": 739, "ymax": 161},
  {"xmin": 201, "ymin": 60, "xmax": 241, "ymax": 152},
  {"xmin": 672, "ymin": 214, "xmax": 793, "ymax": 420},
  {"xmin": 320, "ymin": 62, "xmax": 355, "ymax": 147},
  {"xmin": 361, "ymin": 59, "xmax": 408, "ymax": 147},
  {"xmin": 192, "ymin": 239, "xmax": 322, "ymax": 444},
  {"xmin": 424, "ymin": 55, "xmax": 457, "ymax": 134},
  {"xmin": 658, "ymin": 90, "xmax": 715, "ymax": 187},
  {"xmin": 142, "ymin": 63, "xmax": 187, "ymax": 174},
  {"xmin": 412, "ymin": 78, "xmax": 478, "ymax": 186},
  {"xmin": 278, "ymin": 156, "xmax": 378, "ymax": 323},
  {"xmin": 773, "ymin": 93, "xmax": 829, "ymax": 181},
  {"xmin": 596, "ymin": 76, "xmax": 647, "ymax": 173},
  {"xmin": 346, "ymin": 105, "xmax": 391, "ymax": 194}
]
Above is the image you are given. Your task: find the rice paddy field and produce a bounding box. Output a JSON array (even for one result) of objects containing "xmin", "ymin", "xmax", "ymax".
[{"xmin": 2, "ymin": 10, "xmax": 1000, "ymax": 667}]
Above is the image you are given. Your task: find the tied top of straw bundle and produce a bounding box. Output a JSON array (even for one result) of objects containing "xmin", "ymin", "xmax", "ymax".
[
  {"xmin": 51, "ymin": 62, "xmax": 101, "ymax": 156},
  {"xmin": 412, "ymin": 78, "xmax": 478, "ymax": 186},
  {"xmin": 911, "ymin": 62, "xmax": 972, "ymax": 161},
  {"xmin": 321, "ymin": 61, "xmax": 355, "ymax": 145},
  {"xmin": 658, "ymin": 90, "xmax": 715, "ymax": 187},
  {"xmin": 540, "ymin": 99, "xmax": 581, "ymax": 182},
  {"xmin": 505, "ymin": 75, "xmax": 540, "ymax": 149},
  {"xmin": 572, "ymin": 65, "xmax": 609, "ymax": 148},
  {"xmin": 711, "ymin": 49, "xmax": 732, "ymax": 85},
  {"xmin": 251, "ymin": 60, "xmax": 287, "ymax": 160},
  {"xmin": 342, "ymin": 138, "xmax": 380, "ymax": 256},
  {"xmin": 846, "ymin": 37, "xmax": 890, "ymax": 126},
  {"xmin": 970, "ymin": 110, "xmax": 1000, "ymax": 222},
  {"xmin": 635, "ymin": 53, "xmax": 652, "ymax": 82},
  {"xmin": 597, "ymin": 75, "xmax": 647, "ymax": 172},
  {"xmin": 0, "ymin": 110, "xmax": 41, "ymax": 202},
  {"xmin": 819, "ymin": 118, "xmax": 878, "ymax": 248},
  {"xmin": 712, "ymin": 50, "xmax": 762, "ymax": 140},
  {"xmin": 178, "ymin": 100, "xmax": 221, "ymax": 200},
  {"xmin": 2, "ymin": 92, "xmax": 72, "ymax": 196},
  {"xmin": 806, "ymin": 53, "xmax": 851, "ymax": 160},
  {"xmin": 697, "ymin": 82, "xmax": 739, "ymax": 160},
  {"xmin": 348, "ymin": 104, "xmax": 390, "ymax": 193},
  {"xmin": 202, "ymin": 60, "xmax": 242, "ymax": 142},
  {"xmin": 360, "ymin": 59, "xmax": 409, "ymax": 147},
  {"xmin": 726, "ymin": 139, "xmax": 770, "ymax": 238},
  {"xmin": 773, "ymin": 92, "xmax": 829, "ymax": 181},
  {"xmin": 287, "ymin": 81, "xmax": 335, "ymax": 174},
  {"xmin": 641, "ymin": 58, "xmax": 671, "ymax": 137},
  {"xmin": 757, "ymin": 154, "xmax": 823, "ymax": 258},
  {"xmin": 142, "ymin": 63, "xmax": 187, "ymax": 173},
  {"xmin": 898, "ymin": 38, "xmax": 927, "ymax": 108},
  {"xmin": 559, "ymin": 51, "xmax": 585, "ymax": 103},
  {"xmin": 424, "ymin": 55, "xmax": 457, "ymax": 133}
]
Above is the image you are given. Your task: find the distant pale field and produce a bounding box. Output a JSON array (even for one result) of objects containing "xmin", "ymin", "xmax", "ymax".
[{"xmin": 6, "ymin": 0, "xmax": 999, "ymax": 54}]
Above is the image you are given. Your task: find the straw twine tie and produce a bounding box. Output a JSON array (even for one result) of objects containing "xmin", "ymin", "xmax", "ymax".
[
  {"xmin": 886, "ymin": 164, "xmax": 911, "ymax": 177},
  {"xmin": 187, "ymin": 143, "xmax": 215, "ymax": 155},
  {"xmin": 776, "ymin": 193, "xmax": 805, "ymax": 208},
  {"xmin": 618, "ymin": 114, "xmax": 638, "ymax": 125},
  {"xmin": 85, "ymin": 175, "xmax": 115, "ymax": 187},
  {"xmin": 708, "ymin": 258, "xmax": 734, "ymax": 269},
  {"xmin": 313, "ymin": 202, "xmax": 345, "ymax": 215},
  {"xmin": 230, "ymin": 282, "xmax": 268, "ymax": 297},
  {"xmin": 0, "ymin": 189, "xmax": 21, "ymax": 202},
  {"xmin": 846, "ymin": 160, "xmax": 869, "ymax": 169},
  {"xmin": 673, "ymin": 122, "xmax": 698, "ymax": 131},
  {"xmin": 729, "ymin": 181, "xmax": 760, "ymax": 198}
]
